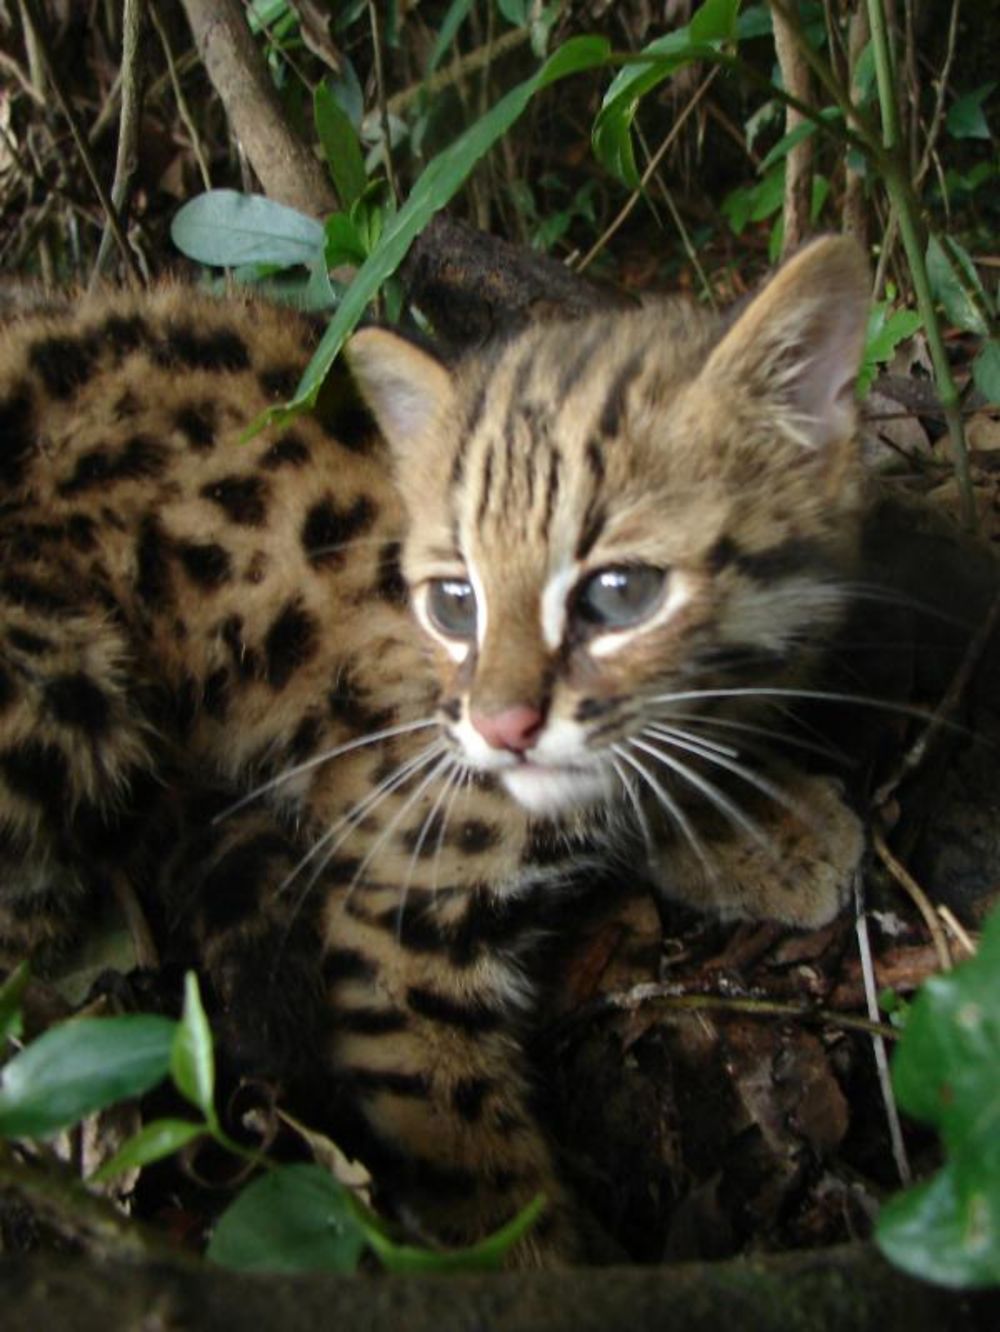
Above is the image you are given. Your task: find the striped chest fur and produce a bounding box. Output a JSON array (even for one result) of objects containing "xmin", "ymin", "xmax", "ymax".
[{"xmin": 0, "ymin": 236, "xmax": 870, "ymax": 1263}]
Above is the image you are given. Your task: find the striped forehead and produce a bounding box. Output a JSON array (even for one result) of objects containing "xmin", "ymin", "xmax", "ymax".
[{"xmin": 450, "ymin": 323, "xmax": 660, "ymax": 553}]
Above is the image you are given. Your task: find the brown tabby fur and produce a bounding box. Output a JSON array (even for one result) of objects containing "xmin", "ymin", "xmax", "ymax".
[{"xmin": 0, "ymin": 237, "xmax": 868, "ymax": 1262}]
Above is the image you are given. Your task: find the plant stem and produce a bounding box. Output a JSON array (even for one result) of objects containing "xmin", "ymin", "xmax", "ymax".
[{"xmin": 866, "ymin": 0, "xmax": 975, "ymax": 529}]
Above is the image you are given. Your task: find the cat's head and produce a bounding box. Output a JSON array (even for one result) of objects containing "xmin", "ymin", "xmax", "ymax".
[{"xmin": 348, "ymin": 236, "xmax": 870, "ymax": 818}]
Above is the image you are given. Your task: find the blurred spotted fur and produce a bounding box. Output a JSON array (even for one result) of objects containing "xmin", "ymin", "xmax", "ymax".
[{"xmin": 0, "ymin": 237, "xmax": 868, "ymax": 1262}]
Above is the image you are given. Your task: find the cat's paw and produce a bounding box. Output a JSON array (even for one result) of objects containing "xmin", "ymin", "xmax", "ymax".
[{"xmin": 648, "ymin": 773, "xmax": 865, "ymax": 928}]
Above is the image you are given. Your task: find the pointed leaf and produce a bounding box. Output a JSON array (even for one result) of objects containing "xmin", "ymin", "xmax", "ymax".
[
  {"xmin": 170, "ymin": 973, "xmax": 215, "ymax": 1122},
  {"xmin": 690, "ymin": 0, "xmax": 740, "ymax": 43},
  {"xmin": 314, "ymin": 84, "xmax": 367, "ymax": 209},
  {"xmin": 973, "ymin": 339, "xmax": 1000, "ymax": 405},
  {"xmin": 0, "ymin": 1016, "xmax": 175, "ymax": 1138},
  {"xmin": 926, "ymin": 235, "xmax": 990, "ymax": 335},
  {"xmin": 0, "ymin": 961, "xmax": 29, "ymax": 1044},
  {"xmin": 262, "ymin": 35, "xmax": 610, "ymax": 426},
  {"xmin": 90, "ymin": 1118, "xmax": 207, "ymax": 1182}
]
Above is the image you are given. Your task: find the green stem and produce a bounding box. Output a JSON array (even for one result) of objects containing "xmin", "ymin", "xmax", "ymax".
[{"xmin": 866, "ymin": 0, "xmax": 975, "ymax": 529}]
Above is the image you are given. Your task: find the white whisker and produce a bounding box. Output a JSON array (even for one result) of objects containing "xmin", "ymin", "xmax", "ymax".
[
  {"xmin": 215, "ymin": 717, "xmax": 440, "ymax": 822},
  {"xmin": 278, "ymin": 740, "xmax": 446, "ymax": 898},
  {"xmin": 627, "ymin": 735, "xmax": 771, "ymax": 852},
  {"xmin": 643, "ymin": 724, "xmax": 810, "ymax": 825},
  {"xmin": 611, "ymin": 743, "xmax": 714, "ymax": 878}
]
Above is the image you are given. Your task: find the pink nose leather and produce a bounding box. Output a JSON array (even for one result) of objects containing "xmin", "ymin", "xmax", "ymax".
[{"xmin": 471, "ymin": 705, "xmax": 543, "ymax": 753}]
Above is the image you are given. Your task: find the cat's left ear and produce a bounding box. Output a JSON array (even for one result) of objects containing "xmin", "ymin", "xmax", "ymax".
[
  {"xmin": 701, "ymin": 235, "xmax": 870, "ymax": 451},
  {"xmin": 346, "ymin": 328, "xmax": 455, "ymax": 464}
]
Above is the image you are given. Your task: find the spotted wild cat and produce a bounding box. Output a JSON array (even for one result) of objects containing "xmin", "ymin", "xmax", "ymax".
[{"xmin": 0, "ymin": 236, "xmax": 868, "ymax": 1262}]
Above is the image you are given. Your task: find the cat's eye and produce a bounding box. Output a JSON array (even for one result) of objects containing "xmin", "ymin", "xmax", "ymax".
[
  {"xmin": 574, "ymin": 565, "xmax": 666, "ymax": 629},
  {"xmin": 426, "ymin": 578, "xmax": 477, "ymax": 639}
]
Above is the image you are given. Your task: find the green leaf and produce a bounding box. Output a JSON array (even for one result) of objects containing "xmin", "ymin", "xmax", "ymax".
[
  {"xmin": 90, "ymin": 1117, "xmax": 207, "ymax": 1183},
  {"xmin": 314, "ymin": 83, "xmax": 367, "ymax": 209},
  {"xmin": 973, "ymin": 339, "xmax": 1000, "ymax": 405},
  {"xmin": 877, "ymin": 907, "xmax": 1000, "ymax": 1287},
  {"xmin": 759, "ymin": 106, "xmax": 841, "ymax": 173},
  {"xmin": 926, "ymin": 235, "xmax": 990, "ymax": 335},
  {"xmin": 690, "ymin": 0, "xmax": 740, "ymax": 44},
  {"xmin": 858, "ymin": 303, "xmax": 922, "ymax": 394},
  {"xmin": 171, "ymin": 191, "xmax": 325, "ymax": 270},
  {"xmin": 207, "ymin": 1164, "xmax": 366, "ymax": 1273},
  {"xmin": 736, "ymin": 4, "xmax": 772, "ymax": 39},
  {"xmin": 0, "ymin": 961, "xmax": 29, "ymax": 1044},
  {"xmin": 170, "ymin": 973, "xmax": 216, "ymax": 1123},
  {"xmin": 428, "ymin": 0, "xmax": 475, "ymax": 73},
  {"xmin": 593, "ymin": 29, "xmax": 717, "ymax": 187},
  {"xmin": 878, "ymin": 1167, "xmax": 1000, "ymax": 1288},
  {"xmin": 263, "ymin": 34, "xmax": 611, "ymax": 426},
  {"xmin": 359, "ymin": 1193, "xmax": 546, "ymax": 1273},
  {"xmin": 0, "ymin": 1015, "xmax": 175, "ymax": 1138},
  {"xmin": 946, "ymin": 82, "xmax": 996, "ymax": 141}
]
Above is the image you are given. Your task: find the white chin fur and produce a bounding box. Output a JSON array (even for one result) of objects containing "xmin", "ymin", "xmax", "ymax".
[{"xmin": 501, "ymin": 763, "xmax": 613, "ymax": 815}]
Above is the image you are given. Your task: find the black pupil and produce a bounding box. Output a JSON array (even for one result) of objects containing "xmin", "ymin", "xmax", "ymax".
[
  {"xmin": 576, "ymin": 566, "xmax": 664, "ymax": 628},
  {"xmin": 428, "ymin": 579, "xmax": 476, "ymax": 638}
]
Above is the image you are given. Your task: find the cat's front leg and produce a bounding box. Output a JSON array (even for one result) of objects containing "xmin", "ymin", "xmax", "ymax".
[
  {"xmin": 320, "ymin": 882, "xmax": 581, "ymax": 1266},
  {"xmin": 647, "ymin": 771, "xmax": 865, "ymax": 928}
]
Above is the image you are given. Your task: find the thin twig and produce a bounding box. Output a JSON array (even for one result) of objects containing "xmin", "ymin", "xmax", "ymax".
[
  {"xmin": 150, "ymin": 0, "xmax": 211, "ymax": 191},
  {"xmin": 368, "ymin": 0, "xmax": 400, "ymax": 208},
  {"xmin": 914, "ymin": 0, "xmax": 961, "ymax": 191},
  {"xmin": 873, "ymin": 826, "xmax": 952, "ymax": 973},
  {"xmin": 20, "ymin": 0, "xmax": 143, "ymax": 287},
  {"xmin": 554, "ymin": 978, "xmax": 900, "ymax": 1043},
  {"xmin": 854, "ymin": 875, "xmax": 912, "ymax": 1186},
  {"xmin": 576, "ymin": 66, "xmax": 719, "ymax": 273},
  {"xmin": 937, "ymin": 905, "xmax": 978, "ymax": 959},
  {"xmin": 91, "ymin": 0, "xmax": 147, "ymax": 288}
]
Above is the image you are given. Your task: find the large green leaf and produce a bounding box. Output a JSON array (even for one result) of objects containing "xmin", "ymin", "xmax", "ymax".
[
  {"xmin": 973, "ymin": 338, "xmax": 1000, "ymax": 405},
  {"xmin": 0, "ymin": 1015, "xmax": 175, "ymax": 1138},
  {"xmin": 945, "ymin": 82, "xmax": 996, "ymax": 141},
  {"xmin": 876, "ymin": 907, "xmax": 1000, "ymax": 1287},
  {"xmin": 171, "ymin": 191, "xmax": 326, "ymax": 270},
  {"xmin": 207, "ymin": 1164, "xmax": 366, "ymax": 1273},
  {"xmin": 592, "ymin": 28, "xmax": 717, "ymax": 187},
  {"xmin": 314, "ymin": 83, "xmax": 367, "ymax": 210},
  {"xmin": 265, "ymin": 34, "xmax": 610, "ymax": 425}
]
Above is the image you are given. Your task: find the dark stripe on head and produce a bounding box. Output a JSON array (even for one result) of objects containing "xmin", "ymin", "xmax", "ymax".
[
  {"xmin": 575, "ymin": 498, "xmax": 606, "ymax": 561},
  {"xmin": 476, "ymin": 443, "xmax": 495, "ymax": 530},
  {"xmin": 733, "ymin": 536, "xmax": 832, "ymax": 581},
  {"xmin": 541, "ymin": 447, "xmax": 561, "ymax": 539},
  {"xmin": 555, "ymin": 324, "xmax": 603, "ymax": 402},
  {"xmin": 599, "ymin": 347, "xmax": 645, "ymax": 437}
]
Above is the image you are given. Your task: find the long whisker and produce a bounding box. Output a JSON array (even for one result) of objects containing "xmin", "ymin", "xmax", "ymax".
[
  {"xmin": 647, "ymin": 721, "xmax": 740, "ymax": 759},
  {"xmin": 341, "ymin": 750, "xmax": 456, "ymax": 909},
  {"xmin": 655, "ymin": 708, "xmax": 849, "ymax": 764},
  {"xmin": 609, "ymin": 755, "xmax": 655, "ymax": 856},
  {"xmin": 396, "ymin": 755, "xmax": 464, "ymax": 934},
  {"xmin": 627, "ymin": 735, "xmax": 772, "ymax": 852},
  {"xmin": 278, "ymin": 740, "xmax": 446, "ymax": 897},
  {"xmin": 431, "ymin": 761, "xmax": 472, "ymax": 894},
  {"xmin": 648, "ymin": 685, "xmax": 971, "ymax": 730},
  {"xmin": 216, "ymin": 717, "xmax": 440, "ymax": 822},
  {"xmin": 642, "ymin": 724, "xmax": 811, "ymax": 824},
  {"xmin": 611, "ymin": 742, "xmax": 715, "ymax": 878}
]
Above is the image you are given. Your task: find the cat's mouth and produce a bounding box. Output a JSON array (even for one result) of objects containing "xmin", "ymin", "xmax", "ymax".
[{"xmin": 500, "ymin": 760, "xmax": 614, "ymax": 817}]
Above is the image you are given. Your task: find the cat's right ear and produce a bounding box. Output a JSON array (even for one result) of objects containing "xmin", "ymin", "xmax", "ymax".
[{"xmin": 346, "ymin": 329, "xmax": 455, "ymax": 465}]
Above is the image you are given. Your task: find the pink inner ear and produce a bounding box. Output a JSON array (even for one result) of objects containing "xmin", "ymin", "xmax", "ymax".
[{"xmin": 786, "ymin": 301, "xmax": 867, "ymax": 450}]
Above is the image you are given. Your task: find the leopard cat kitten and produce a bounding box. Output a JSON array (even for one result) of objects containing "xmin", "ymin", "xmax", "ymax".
[{"xmin": 0, "ymin": 236, "xmax": 867, "ymax": 1262}]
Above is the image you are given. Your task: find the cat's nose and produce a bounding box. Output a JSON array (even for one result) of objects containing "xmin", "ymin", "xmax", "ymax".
[{"xmin": 470, "ymin": 705, "xmax": 543, "ymax": 753}]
